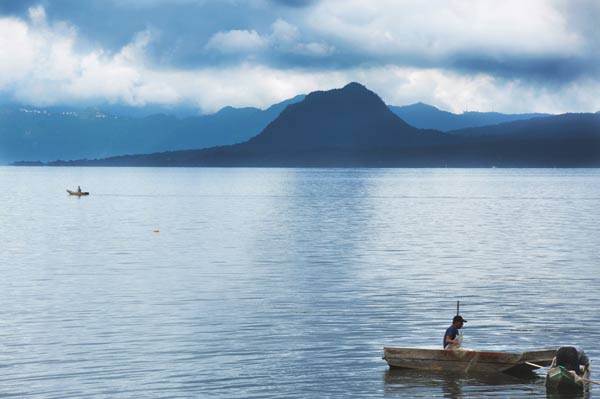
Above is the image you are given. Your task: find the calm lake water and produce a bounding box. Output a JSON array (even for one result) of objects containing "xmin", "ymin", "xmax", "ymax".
[{"xmin": 1, "ymin": 167, "xmax": 599, "ymax": 398}]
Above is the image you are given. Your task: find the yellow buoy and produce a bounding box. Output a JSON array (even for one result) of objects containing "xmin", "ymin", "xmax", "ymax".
[{"xmin": 153, "ymin": 229, "xmax": 160, "ymax": 233}]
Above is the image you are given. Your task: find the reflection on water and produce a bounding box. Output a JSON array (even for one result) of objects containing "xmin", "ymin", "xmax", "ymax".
[
  {"xmin": 384, "ymin": 368, "xmax": 541, "ymax": 398},
  {"xmin": 546, "ymin": 390, "xmax": 592, "ymax": 399},
  {"xmin": 384, "ymin": 368, "xmax": 594, "ymax": 399}
]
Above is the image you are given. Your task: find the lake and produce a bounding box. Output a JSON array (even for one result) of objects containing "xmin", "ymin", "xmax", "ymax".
[{"xmin": 1, "ymin": 166, "xmax": 599, "ymax": 398}]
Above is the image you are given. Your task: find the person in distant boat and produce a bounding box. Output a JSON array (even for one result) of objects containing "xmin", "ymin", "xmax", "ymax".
[
  {"xmin": 77, "ymin": 186, "xmax": 82, "ymax": 193},
  {"xmin": 443, "ymin": 315, "xmax": 466, "ymax": 349},
  {"xmin": 554, "ymin": 346, "xmax": 590, "ymax": 375}
]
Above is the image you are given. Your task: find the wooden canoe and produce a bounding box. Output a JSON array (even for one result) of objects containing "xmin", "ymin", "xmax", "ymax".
[
  {"xmin": 545, "ymin": 365, "xmax": 590, "ymax": 393},
  {"xmin": 67, "ymin": 190, "xmax": 89, "ymax": 196},
  {"xmin": 383, "ymin": 347, "xmax": 555, "ymax": 375}
]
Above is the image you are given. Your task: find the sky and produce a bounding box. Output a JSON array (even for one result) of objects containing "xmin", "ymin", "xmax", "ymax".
[{"xmin": 0, "ymin": 0, "xmax": 598, "ymax": 114}]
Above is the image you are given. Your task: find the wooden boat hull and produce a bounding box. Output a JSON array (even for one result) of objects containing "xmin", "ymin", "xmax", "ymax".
[
  {"xmin": 545, "ymin": 366, "xmax": 589, "ymax": 393},
  {"xmin": 383, "ymin": 347, "xmax": 555, "ymax": 376},
  {"xmin": 67, "ymin": 190, "xmax": 89, "ymax": 196}
]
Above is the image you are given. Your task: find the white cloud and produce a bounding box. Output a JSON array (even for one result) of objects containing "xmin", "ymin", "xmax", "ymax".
[
  {"xmin": 0, "ymin": 6, "xmax": 169, "ymax": 107},
  {"xmin": 0, "ymin": 7, "xmax": 82, "ymax": 89},
  {"xmin": 131, "ymin": 65, "xmax": 600, "ymax": 114},
  {"xmin": 269, "ymin": 20, "xmax": 335, "ymax": 56},
  {"xmin": 115, "ymin": 30, "xmax": 153, "ymax": 64},
  {"xmin": 271, "ymin": 19, "xmax": 300, "ymax": 44},
  {"xmin": 28, "ymin": 4, "xmax": 47, "ymax": 26},
  {"xmin": 205, "ymin": 29, "xmax": 268, "ymax": 53},
  {"xmin": 0, "ymin": 18, "xmax": 35, "ymax": 85},
  {"xmin": 205, "ymin": 19, "xmax": 334, "ymax": 57},
  {"xmin": 0, "ymin": 4, "xmax": 598, "ymax": 114},
  {"xmin": 307, "ymin": 0, "xmax": 584, "ymax": 59},
  {"xmin": 346, "ymin": 66, "xmax": 600, "ymax": 114}
]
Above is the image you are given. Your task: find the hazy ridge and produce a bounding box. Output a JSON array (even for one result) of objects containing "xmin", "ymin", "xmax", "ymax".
[{"xmin": 25, "ymin": 82, "xmax": 599, "ymax": 168}]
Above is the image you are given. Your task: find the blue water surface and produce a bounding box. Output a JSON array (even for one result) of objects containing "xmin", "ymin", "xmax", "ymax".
[{"xmin": 1, "ymin": 167, "xmax": 599, "ymax": 398}]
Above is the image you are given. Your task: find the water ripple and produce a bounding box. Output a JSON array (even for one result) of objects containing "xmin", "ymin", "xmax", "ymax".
[{"xmin": 0, "ymin": 167, "xmax": 599, "ymax": 398}]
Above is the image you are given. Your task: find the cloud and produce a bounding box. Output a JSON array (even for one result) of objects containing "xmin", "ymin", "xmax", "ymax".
[
  {"xmin": 271, "ymin": 18, "xmax": 300, "ymax": 43},
  {"xmin": 0, "ymin": 6, "xmax": 332, "ymax": 111},
  {"xmin": 352, "ymin": 67, "xmax": 600, "ymax": 114},
  {"xmin": 0, "ymin": 7, "xmax": 163, "ymax": 106},
  {"xmin": 270, "ymin": 19, "xmax": 334, "ymax": 57},
  {"xmin": 268, "ymin": 0, "xmax": 319, "ymax": 7},
  {"xmin": 27, "ymin": 4, "xmax": 46, "ymax": 25},
  {"xmin": 0, "ymin": 6, "xmax": 80, "ymax": 88},
  {"xmin": 0, "ymin": 17, "xmax": 34, "ymax": 85},
  {"xmin": 0, "ymin": 2, "xmax": 598, "ymax": 114},
  {"xmin": 205, "ymin": 19, "xmax": 334, "ymax": 59},
  {"xmin": 206, "ymin": 29, "xmax": 268, "ymax": 53},
  {"xmin": 308, "ymin": 0, "xmax": 583, "ymax": 57},
  {"xmin": 305, "ymin": 0, "xmax": 590, "ymax": 80}
]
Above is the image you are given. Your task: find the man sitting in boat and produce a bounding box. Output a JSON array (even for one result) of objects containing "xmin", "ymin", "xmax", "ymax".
[
  {"xmin": 554, "ymin": 346, "xmax": 590, "ymax": 375},
  {"xmin": 443, "ymin": 315, "xmax": 466, "ymax": 349}
]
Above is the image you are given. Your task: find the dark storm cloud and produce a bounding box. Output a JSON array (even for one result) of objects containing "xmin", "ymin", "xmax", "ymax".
[{"xmin": 449, "ymin": 55, "xmax": 594, "ymax": 85}]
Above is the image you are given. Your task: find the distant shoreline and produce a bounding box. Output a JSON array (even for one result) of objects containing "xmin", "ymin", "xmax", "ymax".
[{"xmin": 10, "ymin": 162, "xmax": 600, "ymax": 169}]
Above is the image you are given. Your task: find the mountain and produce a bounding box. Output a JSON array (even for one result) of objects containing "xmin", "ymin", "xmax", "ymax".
[
  {"xmin": 13, "ymin": 83, "xmax": 600, "ymax": 167},
  {"xmin": 244, "ymin": 83, "xmax": 448, "ymax": 151},
  {"xmin": 0, "ymin": 95, "xmax": 304, "ymax": 164},
  {"xmin": 441, "ymin": 113, "xmax": 600, "ymax": 167},
  {"xmin": 1, "ymin": 90, "xmax": 570, "ymax": 165},
  {"xmin": 0, "ymin": 100, "xmax": 202, "ymax": 118},
  {"xmin": 389, "ymin": 102, "xmax": 549, "ymax": 131},
  {"xmin": 39, "ymin": 83, "xmax": 458, "ymax": 167}
]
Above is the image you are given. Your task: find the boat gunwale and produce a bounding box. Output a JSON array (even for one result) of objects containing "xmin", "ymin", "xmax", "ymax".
[{"xmin": 383, "ymin": 347, "xmax": 555, "ymax": 374}]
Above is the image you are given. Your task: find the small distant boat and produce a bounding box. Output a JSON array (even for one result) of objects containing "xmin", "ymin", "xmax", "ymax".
[
  {"xmin": 67, "ymin": 189, "xmax": 89, "ymax": 196},
  {"xmin": 383, "ymin": 347, "xmax": 555, "ymax": 376},
  {"xmin": 545, "ymin": 365, "xmax": 590, "ymax": 393}
]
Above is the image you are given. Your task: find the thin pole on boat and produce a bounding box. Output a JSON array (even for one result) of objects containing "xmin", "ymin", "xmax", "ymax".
[
  {"xmin": 581, "ymin": 377, "xmax": 600, "ymax": 386},
  {"xmin": 525, "ymin": 362, "xmax": 547, "ymax": 369},
  {"xmin": 456, "ymin": 301, "xmax": 459, "ymax": 316},
  {"xmin": 526, "ymin": 363, "xmax": 600, "ymax": 385}
]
